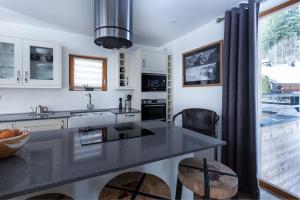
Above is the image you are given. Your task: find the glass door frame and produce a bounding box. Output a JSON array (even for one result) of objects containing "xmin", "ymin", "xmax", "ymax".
[
  {"xmin": 0, "ymin": 36, "xmax": 22, "ymax": 86},
  {"xmin": 22, "ymin": 39, "xmax": 61, "ymax": 87},
  {"xmin": 258, "ymin": 0, "xmax": 300, "ymax": 199}
]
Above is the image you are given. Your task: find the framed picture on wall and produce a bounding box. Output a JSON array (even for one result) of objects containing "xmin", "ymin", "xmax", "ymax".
[{"xmin": 182, "ymin": 40, "xmax": 223, "ymax": 87}]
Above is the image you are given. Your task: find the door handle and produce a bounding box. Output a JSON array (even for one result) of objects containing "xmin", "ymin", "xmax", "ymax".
[
  {"xmin": 143, "ymin": 105, "xmax": 166, "ymax": 107},
  {"xmin": 142, "ymin": 59, "xmax": 145, "ymax": 68},
  {"xmin": 16, "ymin": 70, "xmax": 21, "ymax": 83},
  {"xmin": 24, "ymin": 71, "xmax": 29, "ymax": 83}
]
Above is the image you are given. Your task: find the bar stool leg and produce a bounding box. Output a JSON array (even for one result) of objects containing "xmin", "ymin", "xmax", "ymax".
[
  {"xmin": 214, "ymin": 147, "xmax": 218, "ymax": 161},
  {"xmin": 175, "ymin": 176, "xmax": 183, "ymax": 200},
  {"xmin": 232, "ymin": 191, "xmax": 239, "ymax": 200}
]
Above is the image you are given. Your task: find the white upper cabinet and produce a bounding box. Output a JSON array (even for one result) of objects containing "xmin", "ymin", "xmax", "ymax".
[
  {"xmin": 0, "ymin": 36, "xmax": 22, "ymax": 86},
  {"xmin": 23, "ymin": 40, "xmax": 61, "ymax": 88},
  {"xmin": 116, "ymin": 51, "xmax": 135, "ymax": 89},
  {"xmin": 141, "ymin": 50, "xmax": 168, "ymax": 74},
  {"xmin": 0, "ymin": 35, "xmax": 61, "ymax": 88}
]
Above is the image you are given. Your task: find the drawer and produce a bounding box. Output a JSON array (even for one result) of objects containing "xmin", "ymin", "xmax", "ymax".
[
  {"xmin": 15, "ymin": 118, "xmax": 67, "ymax": 132},
  {"xmin": 116, "ymin": 113, "xmax": 141, "ymax": 124}
]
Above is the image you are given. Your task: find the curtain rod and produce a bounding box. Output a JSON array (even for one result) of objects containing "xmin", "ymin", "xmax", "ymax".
[
  {"xmin": 216, "ymin": 0, "xmax": 265, "ymax": 23},
  {"xmin": 216, "ymin": 17, "xmax": 224, "ymax": 23}
]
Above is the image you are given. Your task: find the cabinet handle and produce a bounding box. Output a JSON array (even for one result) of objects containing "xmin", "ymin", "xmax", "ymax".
[
  {"xmin": 125, "ymin": 114, "xmax": 135, "ymax": 117},
  {"xmin": 126, "ymin": 77, "xmax": 129, "ymax": 86},
  {"xmin": 0, "ymin": 71, "xmax": 3, "ymax": 79},
  {"xmin": 24, "ymin": 71, "xmax": 29, "ymax": 83},
  {"xmin": 16, "ymin": 70, "xmax": 21, "ymax": 83},
  {"xmin": 142, "ymin": 59, "xmax": 145, "ymax": 68}
]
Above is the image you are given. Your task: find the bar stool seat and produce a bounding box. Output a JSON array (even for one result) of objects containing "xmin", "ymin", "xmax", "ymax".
[
  {"xmin": 99, "ymin": 171, "xmax": 171, "ymax": 200},
  {"xmin": 177, "ymin": 158, "xmax": 238, "ymax": 199},
  {"xmin": 27, "ymin": 193, "xmax": 73, "ymax": 200}
]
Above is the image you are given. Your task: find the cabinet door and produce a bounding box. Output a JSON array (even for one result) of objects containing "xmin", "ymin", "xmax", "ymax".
[
  {"xmin": 15, "ymin": 118, "xmax": 66, "ymax": 132},
  {"xmin": 125, "ymin": 52, "xmax": 135, "ymax": 88},
  {"xmin": 22, "ymin": 40, "xmax": 61, "ymax": 88},
  {"xmin": 117, "ymin": 113, "xmax": 141, "ymax": 124},
  {"xmin": 0, "ymin": 122, "xmax": 15, "ymax": 130},
  {"xmin": 0, "ymin": 36, "xmax": 22, "ymax": 86},
  {"xmin": 142, "ymin": 51, "xmax": 167, "ymax": 73}
]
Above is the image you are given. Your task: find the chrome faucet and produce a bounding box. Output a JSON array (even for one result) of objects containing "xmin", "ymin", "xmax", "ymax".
[{"xmin": 86, "ymin": 93, "xmax": 94, "ymax": 110}]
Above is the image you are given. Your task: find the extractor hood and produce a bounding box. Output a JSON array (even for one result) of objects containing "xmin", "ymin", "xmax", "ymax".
[{"xmin": 94, "ymin": 0, "xmax": 133, "ymax": 49}]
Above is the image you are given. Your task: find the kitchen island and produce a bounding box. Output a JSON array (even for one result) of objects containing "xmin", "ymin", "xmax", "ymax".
[{"xmin": 0, "ymin": 121, "xmax": 225, "ymax": 199}]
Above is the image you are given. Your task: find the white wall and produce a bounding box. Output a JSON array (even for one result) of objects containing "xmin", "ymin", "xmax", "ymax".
[
  {"xmin": 161, "ymin": 20, "xmax": 224, "ymax": 160},
  {"xmin": 0, "ymin": 21, "xmax": 135, "ymax": 114},
  {"xmin": 165, "ymin": 19, "xmax": 224, "ymax": 126}
]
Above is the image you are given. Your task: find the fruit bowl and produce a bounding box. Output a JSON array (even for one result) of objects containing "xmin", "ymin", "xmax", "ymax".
[{"xmin": 0, "ymin": 129, "xmax": 30, "ymax": 159}]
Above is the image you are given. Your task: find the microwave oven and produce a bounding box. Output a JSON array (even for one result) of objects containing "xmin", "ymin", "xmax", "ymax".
[{"xmin": 142, "ymin": 73, "xmax": 166, "ymax": 92}]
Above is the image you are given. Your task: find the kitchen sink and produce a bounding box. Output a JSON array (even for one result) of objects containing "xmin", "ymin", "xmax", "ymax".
[{"xmin": 68, "ymin": 111, "xmax": 115, "ymax": 128}]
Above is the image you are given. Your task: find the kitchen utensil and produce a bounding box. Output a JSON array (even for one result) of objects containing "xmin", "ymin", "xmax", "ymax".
[
  {"xmin": 46, "ymin": 55, "xmax": 53, "ymax": 62},
  {"xmin": 30, "ymin": 54, "xmax": 40, "ymax": 61}
]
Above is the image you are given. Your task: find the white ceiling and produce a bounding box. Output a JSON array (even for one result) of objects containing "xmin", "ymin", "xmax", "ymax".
[{"xmin": 0, "ymin": 0, "xmax": 240, "ymax": 47}]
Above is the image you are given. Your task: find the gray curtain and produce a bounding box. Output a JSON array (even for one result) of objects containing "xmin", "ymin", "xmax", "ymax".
[{"xmin": 221, "ymin": 0, "xmax": 260, "ymax": 198}]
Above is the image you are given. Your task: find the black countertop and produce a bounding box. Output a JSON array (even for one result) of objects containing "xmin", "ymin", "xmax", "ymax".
[
  {"xmin": 0, "ymin": 121, "xmax": 225, "ymax": 199},
  {"xmin": 0, "ymin": 108, "xmax": 141, "ymax": 123}
]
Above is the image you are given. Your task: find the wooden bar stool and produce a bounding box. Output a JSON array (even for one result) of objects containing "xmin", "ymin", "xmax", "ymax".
[
  {"xmin": 175, "ymin": 158, "xmax": 238, "ymax": 200},
  {"xmin": 27, "ymin": 193, "xmax": 73, "ymax": 200},
  {"xmin": 99, "ymin": 171, "xmax": 171, "ymax": 200}
]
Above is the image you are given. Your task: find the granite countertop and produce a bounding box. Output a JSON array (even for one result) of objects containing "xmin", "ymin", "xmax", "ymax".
[
  {"xmin": 0, "ymin": 121, "xmax": 225, "ymax": 199},
  {"xmin": 0, "ymin": 108, "xmax": 141, "ymax": 123},
  {"xmin": 109, "ymin": 108, "xmax": 140, "ymax": 114}
]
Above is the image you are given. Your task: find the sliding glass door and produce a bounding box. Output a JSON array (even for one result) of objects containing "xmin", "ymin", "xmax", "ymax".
[{"xmin": 259, "ymin": 1, "xmax": 300, "ymax": 198}]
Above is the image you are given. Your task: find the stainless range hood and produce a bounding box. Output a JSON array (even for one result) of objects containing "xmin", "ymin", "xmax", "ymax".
[{"xmin": 94, "ymin": 0, "xmax": 133, "ymax": 49}]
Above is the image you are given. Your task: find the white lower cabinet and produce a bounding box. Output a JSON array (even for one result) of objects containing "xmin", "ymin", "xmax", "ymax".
[
  {"xmin": 15, "ymin": 118, "xmax": 67, "ymax": 132},
  {"xmin": 116, "ymin": 113, "xmax": 141, "ymax": 124},
  {"xmin": 0, "ymin": 122, "xmax": 15, "ymax": 130}
]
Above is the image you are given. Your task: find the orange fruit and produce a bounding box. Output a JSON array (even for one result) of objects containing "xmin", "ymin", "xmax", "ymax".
[
  {"xmin": 13, "ymin": 129, "xmax": 20, "ymax": 136},
  {"xmin": 0, "ymin": 129, "xmax": 15, "ymax": 140}
]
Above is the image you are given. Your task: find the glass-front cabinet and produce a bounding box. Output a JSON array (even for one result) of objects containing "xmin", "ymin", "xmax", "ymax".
[
  {"xmin": 0, "ymin": 36, "xmax": 22, "ymax": 86},
  {"xmin": 0, "ymin": 36, "xmax": 61, "ymax": 88},
  {"xmin": 23, "ymin": 40, "xmax": 61, "ymax": 87}
]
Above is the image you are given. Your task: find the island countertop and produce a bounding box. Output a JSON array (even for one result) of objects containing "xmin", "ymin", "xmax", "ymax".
[{"xmin": 0, "ymin": 121, "xmax": 225, "ymax": 199}]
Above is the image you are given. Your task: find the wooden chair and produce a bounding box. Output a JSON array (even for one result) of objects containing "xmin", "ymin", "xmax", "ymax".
[
  {"xmin": 99, "ymin": 171, "xmax": 171, "ymax": 200},
  {"xmin": 173, "ymin": 108, "xmax": 238, "ymax": 199},
  {"xmin": 176, "ymin": 158, "xmax": 238, "ymax": 199},
  {"xmin": 27, "ymin": 193, "xmax": 73, "ymax": 200},
  {"xmin": 173, "ymin": 108, "xmax": 219, "ymax": 160}
]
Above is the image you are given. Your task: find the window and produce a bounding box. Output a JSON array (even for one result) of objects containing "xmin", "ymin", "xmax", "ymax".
[
  {"xmin": 69, "ymin": 55, "xmax": 107, "ymax": 91},
  {"xmin": 259, "ymin": 0, "xmax": 300, "ymax": 198}
]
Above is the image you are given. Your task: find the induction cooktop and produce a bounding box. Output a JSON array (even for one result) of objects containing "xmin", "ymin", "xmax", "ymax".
[{"xmin": 78, "ymin": 123, "xmax": 154, "ymax": 146}]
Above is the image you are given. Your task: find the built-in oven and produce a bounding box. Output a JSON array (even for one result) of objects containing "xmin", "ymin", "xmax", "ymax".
[
  {"xmin": 141, "ymin": 99, "xmax": 166, "ymax": 121},
  {"xmin": 142, "ymin": 73, "xmax": 166, "ymax": 92}
]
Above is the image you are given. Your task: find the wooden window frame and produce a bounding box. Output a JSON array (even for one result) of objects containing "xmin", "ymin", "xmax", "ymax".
[
  {"xmin": 259, "ymin": 0, "xmax": 300, "ymax": 198},
  {"xmin": 259, "ymin": 0, "xmax": 299, "ymax": 17},
  {"xmin": 69, "ymin": 54, "xmax": 107, "ymax": 91}
]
